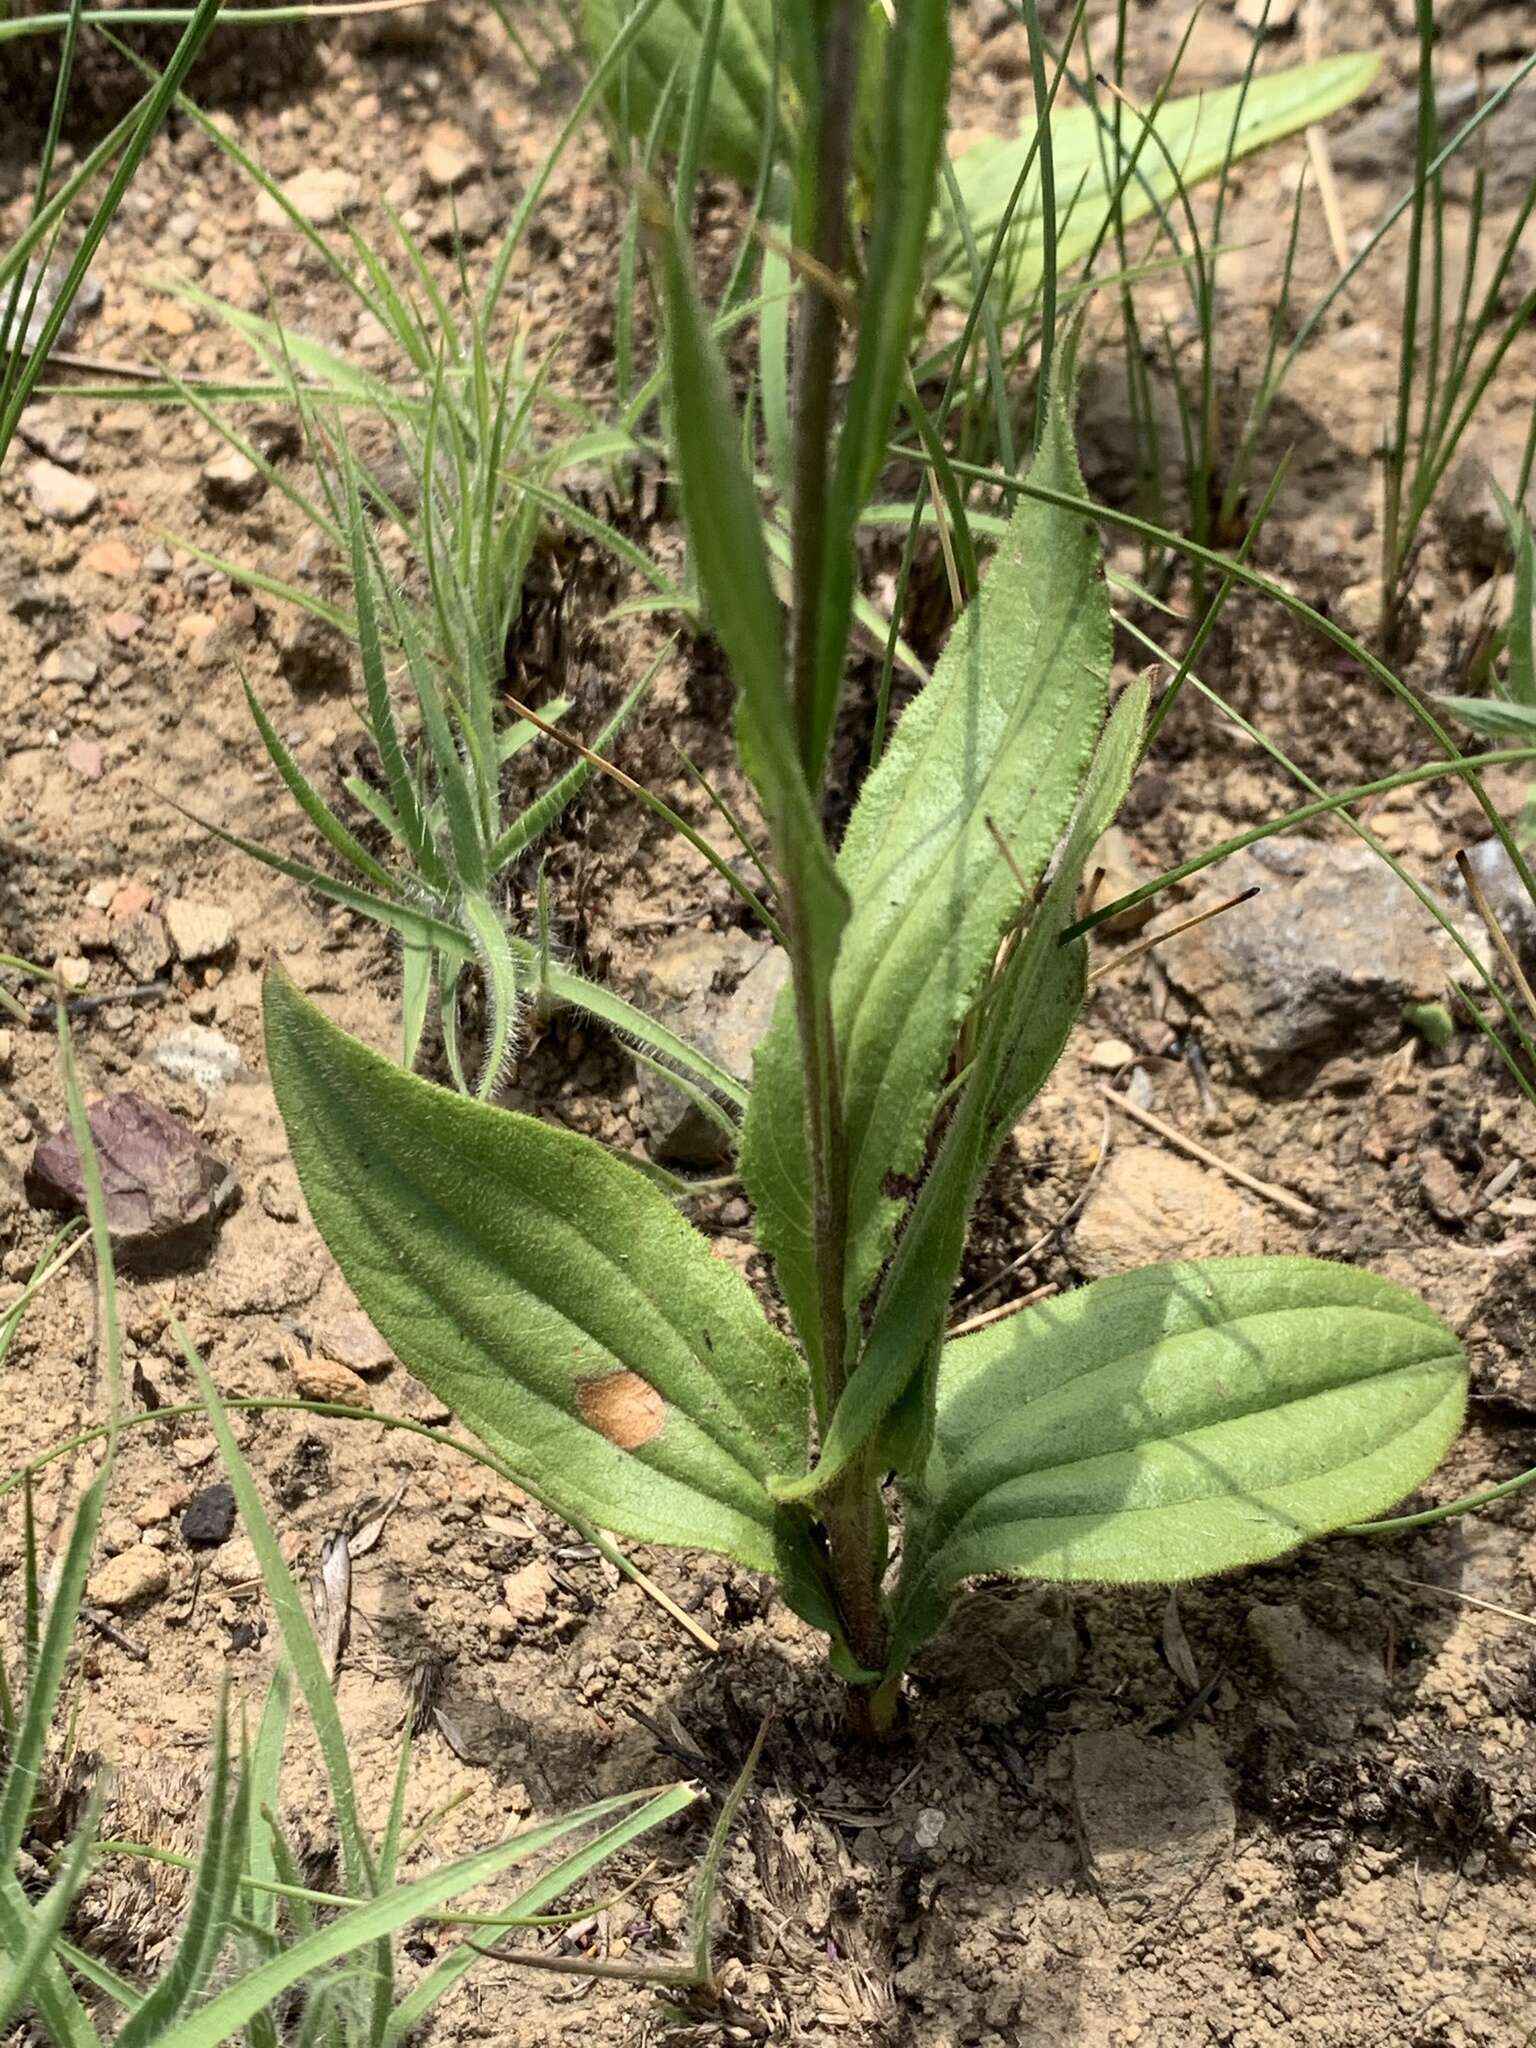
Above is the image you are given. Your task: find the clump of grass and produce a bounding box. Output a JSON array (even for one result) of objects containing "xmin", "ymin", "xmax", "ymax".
[{"xmin": 0, "ymin": 0, "xmax": 225, "ymax": 464}]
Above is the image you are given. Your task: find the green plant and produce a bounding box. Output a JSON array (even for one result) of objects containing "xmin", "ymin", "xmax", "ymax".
[
  {"xmin": 260, "ymin": 0, "xmax": 1467, "ymax": 1737},
  {"xmin": 50, "ymin": 53, "xmax": 772, "ymax": 1106},
  {"xmin": 0, "ymin": 1016, "xmax": 708, "ymax": 2042},
  {"xmin": 0, "ymin": 0, "xmax": 226, "ymax": 462},
  {"xmin": 1440, "ymin": 488, "xmax": 1536, "ymax": 811},
  {"xmin": 582, "ymin": 0, "xmax": 1376, "ymax": 323},
  {"xmin": 1372, "ymin": 2, "xmax": 1536, "ymax": 639},
  {"xmin": 184, "ymin": 423, "xmax": 734, "ymax": 1103}
]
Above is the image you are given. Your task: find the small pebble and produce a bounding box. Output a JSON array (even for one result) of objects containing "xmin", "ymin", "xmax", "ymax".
[
  {"xmin": 87, "ymin": 1545, "xmax": 171, "ymax": 1612},
  {"xmin": 289, "ymin": 1351, "xmax": 371, "ymax": 1408},
  {"xmin": 181, "ymin": 1482, "xmax": 237, "ymax": 1549},
  {"xmin": 201, "ymin": 448, "xmax": 265, "ymax": 510},
  {"xmin": 213, "ymin": 1535, "xmax": 261, "ymax": 1587},
  {"xmin": 27, "ymin": 458, "xmax": 98, "ymax": 524},
  {"xmin": 132, "ymin": 1491, "xmax": 183, "ymax": 1528},
  {"xmin": 101, "ymin": 1515, "xmax": 141, "ymax": 1556},
  {"xmin": 1089, "ymin": 1037, "xmax": 1135, "ymax": 1070},
  {"xmin": 164, "ymin": 898, "xmax": 234, "ymax": 965}
]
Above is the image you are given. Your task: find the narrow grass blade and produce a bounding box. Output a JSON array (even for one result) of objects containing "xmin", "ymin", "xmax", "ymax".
[
  {"xmin": 178, "ymin": 1334, "xmax": 378, "ymax": 1898},
  {"xmin": 646, "ymin": 192, "xmax": 847, "ymax": 987},
  {"xmin": 378, "ymin": 1783, "xmax": 696, "ymax": 2045},
  {"xmin": 0, "ymin": 1807, "xmax": 100, "ymax": 2036},
  {"xmin": 243, "ymin": 680, "xmax": 398, "ymax": 894},
  {"xmin": 155, "ymin": 1787, "xmax": 696, "ymax": 2048}
]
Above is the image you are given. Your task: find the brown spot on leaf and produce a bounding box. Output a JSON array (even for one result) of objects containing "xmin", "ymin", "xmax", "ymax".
[{"xmin": 576, "ymin": 1371, "xmax": 665, "ymax": 1449}]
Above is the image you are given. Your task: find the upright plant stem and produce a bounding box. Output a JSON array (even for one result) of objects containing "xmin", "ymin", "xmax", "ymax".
[
  {"xmin": 783, "ymin": 1, "xmax": 890, "ymax": 1699},
  {"xmin": 789, "ymin": 0, "xmax": 862, "ymax": 783},
  {"xmin": 1382, "ymin": 0, "xmax": 1435, "ymax": 633}
]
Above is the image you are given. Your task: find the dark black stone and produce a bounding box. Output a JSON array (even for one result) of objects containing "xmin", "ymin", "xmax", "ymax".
[{"xmin": 181, "ymin": 1482, "xmax": 236, "ymax": 1549}]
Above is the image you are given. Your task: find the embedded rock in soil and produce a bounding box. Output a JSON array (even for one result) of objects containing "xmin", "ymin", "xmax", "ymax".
[
  {"xmin": 631, "ymin": 930, "xmax": 790, "ymax": 1165},
  {"xmin": 112, "ymin": 910, "xmax": 171, "ymax": 983},
  {"xmin": 1090, "ymin": 824, "xmax": 1157, "ymax": 933},
  {"xmin": 916, "ymin": 1588, "xmax": 1078, "ymax": 1724},
  {"xmin": 278, "ymin": 609, "xmax": 352, "ymax": 694},
  {"xmin": 181, "ymin": 1482, "xmax": 237, "ymax": 1549},
  {"xmin": 87, "ymin": 1545, "xmax": 170, "ymax": 1612},
  {"xmin": 1438, "ymin": 441, "xmax": 1536, "ymax": 574},
  {"xmin": 153, "ymin": 1023, "xmax": 243, "ymax": 1092},
  {"xmin": 1070, "ymin": 1145, "xmax": 1275, "ymax": 1279},
  {"xmin": 1072, "ymin": 1726, "xmax": 1235, "ymax": 1917},
  {"xmin": 500, "ymin": 1559, "xmax": 555, "ymax": 1624},
  {"xmin": 254, "ymin": 166, "xmax": 360, "ymax": 228},
  {"xmin": 421, "ymin": 121, "xmax": 481, "ymax": 191},
  {"xmin": 25, "ymin": 1093, "xmax": 238, "ymax": 1267},
  {"xmin": 288, "ymin": 1349, "xmax": 370, "ymax": 1408},
  {"xmin": 10, "ymin": 264, "xmax": 101, "ymax": 354},
  {"xmin": 27, "ymin": 458, "xmax": 98, "ymax": 524},
  {"xmin": 41, "ymin": 645, "xmax": 98, "ymax": 686},
  {"xmin": 200, "ymin": 448, "xmax": 266, "ymax": 511},
  {"xmin": 1235, "ymin": 0, "xmax": 1297, "ymax": 29},
  {"xmin": 311, "ymin": 1306, "xmax": 393, "ymax": 1377},
  {"xmin": 1245, "ymin": 1602, "xmax": 1387, "ymax": 1740},
  {"xmin": 19, "ymin": 408, "xmax": 87, "ymax": 468},
  {"xmin": 1154, "ymin": 839, "xmax": 1482, "ymax": 1077},
  {"xmin": 163, "ymin": 898, "xmax": 234, "ymax": 965},
  {"xmin": 2, "ymin": 566, "xmax": 77, "ymax": 646}
]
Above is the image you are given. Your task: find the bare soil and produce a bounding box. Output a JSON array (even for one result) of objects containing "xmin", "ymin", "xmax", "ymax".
[{"xmin": 3, "ymin": 2, "xmax": 1536, "ymax": 2043}]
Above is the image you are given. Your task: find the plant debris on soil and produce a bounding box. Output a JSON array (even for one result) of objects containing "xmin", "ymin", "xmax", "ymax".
[{"xmin": 3, "ymin": 2, "xmax": 1536, "ymax": 2043}]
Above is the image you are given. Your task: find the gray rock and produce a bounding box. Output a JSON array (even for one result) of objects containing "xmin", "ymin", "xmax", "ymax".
[
  {"xmin": 1156, "ymin": 838, "xmax": 1484, "ymax": 1076},
  {"xmin": 41, "ymin": 645, "xmax": 99, "ymax": 687},
  {"xmin": 18, "ymin": 407, "xmax": 87, "ymax": 468},
  {"xmin": 27, "ymin": 458, "xmax": 98, "ymax": 524},
  {"xmin": 1072, "ymin": 1727, "xmax": 1235, "ymax": 1917},
  {"xmin": 1245, "ymin": 1601, "xmax": 1386, "ymax": 1738},
  {"xmin": 25, "ymin": 1093, "xmax": 238, "ymax": 1268},
  {"xmin": 153, "ymin": 1023, "xmax": 242, "ymax": 1092},
  {"xmin": 1439, "ymin": 445, "xmax": 1536, "ymax": 574},
  {"xmin": 1329, "ymin": 78, "xmax": 1518, "ymax": 192},
  {"xmin": 111, "ymin": 910, "xmax": 171, "ymax": 983},
  {"xmin": 10, "ymin": 262, "xmax": 103, "ymax": 354},
  {"xmin": 631, "ymin": 931, "xmax": 789, "ymax": 1165},
  {"xmin": 2, "ymin": 568, "xmax": 78, "ymax": 648}
]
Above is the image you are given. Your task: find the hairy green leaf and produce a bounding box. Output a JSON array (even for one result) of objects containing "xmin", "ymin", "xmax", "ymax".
[
  {"xmin": 264, "ymin": 971, "xmax": 812, "ymax": 1575},
  {"xmin": 584, "ymin": 0, "xmax": 783, "ymax": 185},
  {"xmin": 773, "ymin": 678, "xmax": 1148, "ymax": 1502},
  {"xmin": 742, "ymin": 375, "xmax": 1109, "ymax": 1357},
  {"xmin": 1436, "ymin": 695, "xmax": 1536, "ymax": 739},
  {"xmin": 890, "ymin": 1256, "xmax": 1465, "ymax": 1671},
  {"xmin": 935, "ymin": 53, "xmax": 1380, "ymax": 315}
]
